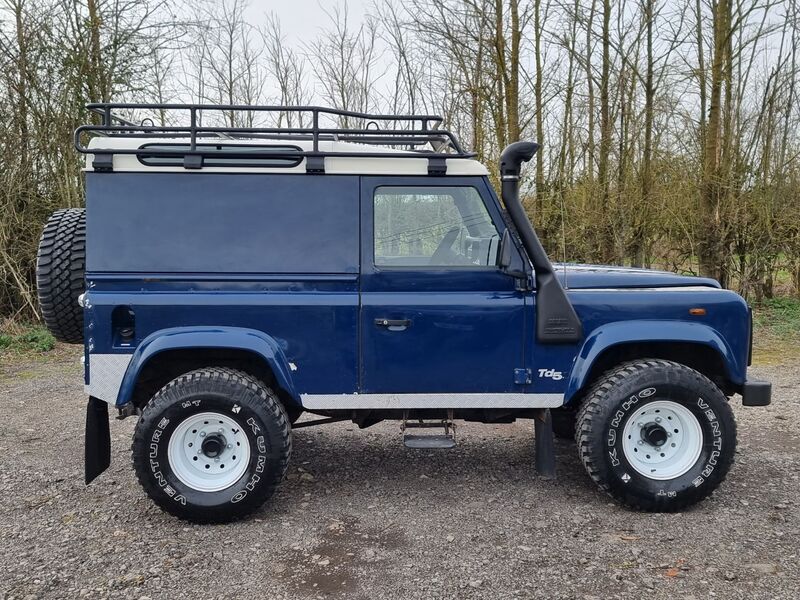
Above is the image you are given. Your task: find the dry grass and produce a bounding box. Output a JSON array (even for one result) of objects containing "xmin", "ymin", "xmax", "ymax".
[
  {"xmin": 752, "ymin": 298, "xmax": 800, "ymax": 366},
  {"xmin": 0, "ymin": 319, "xmax": 56, "ymax": 355}
]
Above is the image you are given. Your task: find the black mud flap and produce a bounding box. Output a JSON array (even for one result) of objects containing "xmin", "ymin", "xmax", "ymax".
[
  {"xmin": 534, "ymin": 408, "xmax": 556, "ymax": 479},
  {"xmin": 85, "ymin": 396, "xmax": 111, "ymax": 484}
]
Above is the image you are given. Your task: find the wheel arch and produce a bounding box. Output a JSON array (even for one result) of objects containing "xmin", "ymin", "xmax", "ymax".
[
  {"xmin": 564, "ymin": 321, "xmax": 743, "ymax": 405},
  {"xmin": 117, "ymin": 327, "xmax": 300, "ymax": 411}
]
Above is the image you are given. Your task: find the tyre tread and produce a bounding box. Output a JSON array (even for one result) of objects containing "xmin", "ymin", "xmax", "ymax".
[
  {"xmin": 131, "ymin": 367, "xmax": 292, "ymax": 523},
  {"xmin": 36, "ymin": 208, "xmax": 85, "ymax": 343},
  {"xmin": 575, "ymin": 359, "xmax": 736, "ymax": 511}
]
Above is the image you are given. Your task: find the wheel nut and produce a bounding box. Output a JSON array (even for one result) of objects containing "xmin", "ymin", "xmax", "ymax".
[
  {"xmin": 200, "ymin": 432, "xmax": 206, "ymax": 437},
  {"xmin": 227, "ymin": 444, "xmax": 232, "ymax": 449},
  {"xmin": 655, "ymin": 417, "xmax": 662, "ymax": 423}
]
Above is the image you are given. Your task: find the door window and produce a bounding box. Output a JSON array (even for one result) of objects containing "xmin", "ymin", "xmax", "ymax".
[{"xmin": 373, "ymin": 186, "xmax": 501, "ymax": 267}]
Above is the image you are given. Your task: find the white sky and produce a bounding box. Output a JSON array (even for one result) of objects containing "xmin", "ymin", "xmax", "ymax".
[{"xmin": 244, "ymin": 0, "xmax": 370, "ymax": 45}]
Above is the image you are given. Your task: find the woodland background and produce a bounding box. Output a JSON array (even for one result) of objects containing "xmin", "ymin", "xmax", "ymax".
[{"xmin": 1, "ymin": 0, "xmax": 799, "ymax": 320}]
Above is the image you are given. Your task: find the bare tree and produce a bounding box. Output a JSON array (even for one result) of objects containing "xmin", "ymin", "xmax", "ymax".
[
  {"xmin": 195, "ymin": 0, "xmax": 266, "ymax": 127},
  {"xmin": 4, "ymin": 0, "xmax": 800, "ymax": 319},
  {"xmin": 261, "ymin": 13, "xmax": 311, "ymax": 126},
  {"xmin": 0, "ymin": 0, "xmax": 187, "ymax": 318},
  {"xmin": 305, "ymin": 4, "xmax": 382, "ymax": 127}
]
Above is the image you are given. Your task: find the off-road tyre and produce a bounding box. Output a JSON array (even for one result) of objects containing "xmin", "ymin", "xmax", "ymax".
[
  {"xmin": 36, "ymin": 208, "xmax": 86, "ymax": 343},
  {"xmin": 132, "ymin": 367, "xmax": 292, "ymax": 523},
  {"xmin": 576, "ymin": 359, "xmax": 736, "ymax": 511}
]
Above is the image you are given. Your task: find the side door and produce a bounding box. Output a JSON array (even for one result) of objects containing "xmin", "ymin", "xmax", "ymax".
[{"xmin": 359, "ymin": 176, "xmax": 529, "ymax": 399}]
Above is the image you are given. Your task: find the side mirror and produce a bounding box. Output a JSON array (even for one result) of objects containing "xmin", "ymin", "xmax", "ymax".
[{"xmin": 497, "ymin": 229, "xmax": 513, "ymax": 270}]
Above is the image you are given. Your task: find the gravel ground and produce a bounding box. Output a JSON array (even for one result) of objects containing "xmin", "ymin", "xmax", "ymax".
[{"xmin": 0, "ymin": 348, "xmax": 798, "ymax": 600}]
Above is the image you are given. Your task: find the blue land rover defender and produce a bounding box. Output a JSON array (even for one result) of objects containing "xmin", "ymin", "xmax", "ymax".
[{"xmin": 36, "ymin": 104, "xmax": 771, "ymax": 522}]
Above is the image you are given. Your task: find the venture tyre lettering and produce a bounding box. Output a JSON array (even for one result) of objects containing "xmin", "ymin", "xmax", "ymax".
[{"xmin": 132, "ymin": 367, "xmax": 291, "ymax": 523}]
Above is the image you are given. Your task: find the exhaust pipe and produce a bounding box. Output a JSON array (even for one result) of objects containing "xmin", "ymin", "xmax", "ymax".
[{"xmin": 500, "ymin": 141, "xmax": 582, "ymax": 343}]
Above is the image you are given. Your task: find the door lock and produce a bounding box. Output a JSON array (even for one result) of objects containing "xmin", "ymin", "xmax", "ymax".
[{"xmin": 375, "ymin": 318, "xmax": 411, "ymax": 329}]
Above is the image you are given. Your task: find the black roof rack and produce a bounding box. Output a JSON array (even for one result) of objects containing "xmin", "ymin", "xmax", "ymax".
[{"xmin": 75, "ymin": 103, "xmax": 476, "ymax": 173}]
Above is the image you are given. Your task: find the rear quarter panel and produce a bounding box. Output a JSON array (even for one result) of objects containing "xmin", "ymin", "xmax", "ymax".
[{"xmin": 84, "ymin": 172, "xmax": 361, "ymax": 404}]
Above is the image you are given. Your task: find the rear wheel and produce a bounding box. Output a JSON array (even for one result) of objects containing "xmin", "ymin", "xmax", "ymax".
[
  {"xmin": 576, "ymin": 359, "xmax": 736, "ymax": 511},
  {"xmin": 36, "ymin": 208, "xmax": 86, "ymax": 343},
  {"xmin": 132, "ymin": 367, "xmax": 291, "ymax": 523}
]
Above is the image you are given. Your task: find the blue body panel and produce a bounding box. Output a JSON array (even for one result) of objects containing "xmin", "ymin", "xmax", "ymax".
[
  {"xmin": 527, "ymin": 287, "xmax": 750, "ymax": 401},
  {"xmin": 85, "ymin": 275, "xmax": 359, "ymax": 402},
  {"xmin": 82, "ymin": 171, "xmax": 752, "ymax": 409},
  {"xmin": 118, "ymin": 326, "xmax": 298, "ymax": 405},
  {"xmin": 563, "ymin": 319, "xmax": 738, "ymax": 401},
  {"xmin": 556, "ymin": 264, "xmax": 721, "ymax": 290},
  {"xmin": 358, "ymin": 176, "xmax": 527, "ymax": 393},
  {"xmin": 86, "ymin": 173, "xmax": 360, "ymax": 274}
]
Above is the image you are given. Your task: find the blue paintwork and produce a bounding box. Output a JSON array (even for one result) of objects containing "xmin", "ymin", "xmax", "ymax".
[
  {"xmin": 86, "ymin": 173, "xmax": 359, "ymax": 274},
  {"xmin": 556, "ymin": 264, "xmax": 721, "ymax": 290},
  {"xmin": 359, "ymin": 176, "xmax": 526, "ymax": 393},
  {"xmin": 563, "ymin": 319, "xmax": 741, "ymax": 401},
  {"xmin": 83, "ymin": 275, "xmax": 359, "ymax": 404},
  {"xmin": 82, "ymin": 171, "xmax": 754, "ymax": 410},
  {"xmin": 117, "ymin": 326, "xmax": 299, "ymax": 407},
  {"xmin": 529, "ymin": 287, "xmax": 750, "ymax": 400}
]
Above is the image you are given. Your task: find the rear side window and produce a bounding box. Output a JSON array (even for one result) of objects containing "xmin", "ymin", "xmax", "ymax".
[
  {"xmin": 138, "ymin": 143, "xmax": 302, "ymax": 167},
  {"xmin": 374, "ymin": 186, "xmax": 500, "ymax": 268}
]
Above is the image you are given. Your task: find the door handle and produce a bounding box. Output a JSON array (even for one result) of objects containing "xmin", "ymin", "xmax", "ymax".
[{"xmin": 375, "ymin": 318, "xmax": 411, "ymax": 330}]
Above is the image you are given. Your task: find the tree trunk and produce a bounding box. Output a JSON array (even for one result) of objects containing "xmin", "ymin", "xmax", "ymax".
[
  {"xmin": 598, "ymin": 0, "xmax": 613, "ymax": 263},
  {"xmin": 534, "ymin": 0, "xmax": 545, "ymax": 211},
  {"xmin": 585, "ymin": 0, "xmax": 597, "ymax": 187},
  {"xmin": 699, "ymin": 0, "xmax": 730, "ymax": 283},
  {"xmin": 634, "ymin": 0, "xmax": 655, "ymax": 268}
]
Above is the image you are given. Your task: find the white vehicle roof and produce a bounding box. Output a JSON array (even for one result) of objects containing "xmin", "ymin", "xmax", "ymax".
[{"xmin": 85, "ymin": 136, "xmax": 489, "ymax": 176}]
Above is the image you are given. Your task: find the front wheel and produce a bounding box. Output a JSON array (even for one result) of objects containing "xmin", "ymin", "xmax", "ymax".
[
  {"xmin": 132, "ymin": 367, "xmax": 291, "ymax": 523},
  {"xmin": 576, "ymin": 359, "xmax": 736, "ymax": 511}
]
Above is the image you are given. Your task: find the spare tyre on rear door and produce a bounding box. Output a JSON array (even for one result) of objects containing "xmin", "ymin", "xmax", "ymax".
[{"xmin": 36, "ymin": 208, "xmax": 86, "ymax": 343}]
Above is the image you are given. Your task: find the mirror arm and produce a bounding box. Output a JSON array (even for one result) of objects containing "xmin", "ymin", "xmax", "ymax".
[{"xmin": 503, "ymin": 268, "xmax": 528, "ymax": 279}]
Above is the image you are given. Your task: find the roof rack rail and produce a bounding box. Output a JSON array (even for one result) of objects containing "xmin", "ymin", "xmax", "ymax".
[{"xmin": 75, "ymin": 103, "xmax": 476, "ymax": 173}]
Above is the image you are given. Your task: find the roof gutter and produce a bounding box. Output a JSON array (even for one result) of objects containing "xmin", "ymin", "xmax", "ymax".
[{"xmin": 500, "ymin": 141, "xmax": 583, "ymax": 343}]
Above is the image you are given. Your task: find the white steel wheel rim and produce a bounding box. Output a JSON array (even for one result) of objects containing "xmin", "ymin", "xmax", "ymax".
[
  {"xmin": 167, "ymin": 411, "xmax": 251, "ymax": 492},
  {"xmin": 621, "ymin": 400, "xmax": 703, "ymax": 481}
]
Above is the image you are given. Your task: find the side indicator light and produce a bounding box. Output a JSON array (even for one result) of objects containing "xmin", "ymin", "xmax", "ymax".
[{"xmin": 689, "ymin": 308, "xmax": 707, "ymax": 316}]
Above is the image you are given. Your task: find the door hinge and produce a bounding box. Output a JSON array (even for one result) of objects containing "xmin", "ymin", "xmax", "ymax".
[{"xmin": 514, "ymin": 368, "xmax": 532, "ymax": 385}]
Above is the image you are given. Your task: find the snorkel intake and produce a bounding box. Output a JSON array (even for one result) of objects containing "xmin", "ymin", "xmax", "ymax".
[{"xmin": 500, "ymin": 141, "xmax": 582, "ymax": 343}]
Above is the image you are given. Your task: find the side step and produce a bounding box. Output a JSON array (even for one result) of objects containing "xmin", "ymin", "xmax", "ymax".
[
  {"xmin": 402, "ymin": 410, "xmax": 456, "ymax": 449},
  {"xmin": 403, "ymin": 434, "xmax": 456, "ymax": 449}
]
